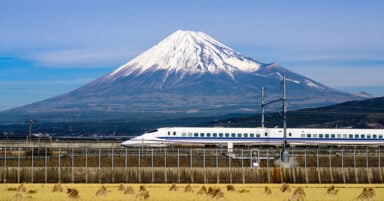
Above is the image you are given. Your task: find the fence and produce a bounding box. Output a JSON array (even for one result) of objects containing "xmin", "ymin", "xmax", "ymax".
[
  {"xmin": 1, "ymin": 146, "xmax": 384, "ymax": 183},
  {"xmin": 1, "ymin": 146, "xmax": 383, "ymax": 168}
]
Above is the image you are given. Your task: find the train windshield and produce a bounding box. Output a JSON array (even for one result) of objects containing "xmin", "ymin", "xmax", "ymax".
[{"xmin": 146, "ymin": 129, "xmax": 158, "ymax": 133}]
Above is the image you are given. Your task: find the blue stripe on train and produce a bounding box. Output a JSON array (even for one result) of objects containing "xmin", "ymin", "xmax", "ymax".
[{"xmin": 158, "ymin": 136, "xmax": 384, "ymax": 142}]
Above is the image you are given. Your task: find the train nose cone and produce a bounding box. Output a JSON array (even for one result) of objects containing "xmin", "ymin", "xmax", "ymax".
[{"xmin": 121, "ymin": 139, "xmax": 141, "ymax": 147}]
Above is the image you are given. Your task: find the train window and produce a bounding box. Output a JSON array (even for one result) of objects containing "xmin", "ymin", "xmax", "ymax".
[
  {"xmin": 379, "ymin": 135, "xmax": 383, "ymax": 139},
  {"xmin": 237, "ymin": 133, "xmax": 242, "ymax": 137},
  {"xmin": 250, "ymin": 133, "xmax": 254, "ymax": 137},
  {"xmin": 361, "ymin": 134, "xmax": 365, "ymax": 139},
  {"xmin": 319, "ymin": 134, "xmax": 323, "ymax": 138},
  {"xmin": 373, "ymin": 134, "xmax": 377, "ymax": 139},
  {"xmin": 367, "ymin": 135, "xmax": 371, "ymax": 139},
  {"xmin": 194, "ymin": 133, "xmax": 198, "ymax": 137},
  {"xmin": 343, "ymin": 134, "xmax": 347, "ymax": 138},
  {"xmin": 244, "ymin": 133, "xmax": 248, "ymax": 137},
  {"xmin": 265, "ymin": 132, "xmax": 268, "ymax": 136},
  {"xmin": 188, "ymin": 133, "xmax": 192, "ymax": 137},
  {"xmin": 301, "ymin": 134, "xmax": 305, "ymax": 138},
  {"xmin": 256, "ymin": 134, "xmax": 260, "ymax": 138},
  {"xmin": 355, "ymin": 134, "xmax": 359, "ymax": 138},
  {"xmin": 289, "ymin": 132, "xmax": 292, "ymax": 137},
  {"xmin": 182, "ymin": 132, "xmax": 186, "ymax": 137},
  {"xmin": 349, "ymin": 134, "xmax": 353, "ymax": 138},
  {"xmin": 173, "ymin": 131, "xmax": 176, "ymax": 136},
  {"xmin": 207, "ymin": 133, "xmax": 211, "ymax": 137},
  {"xmin": 231, "ymin": 133, "xmax": 236, "ymax": 137},
  {"xmin": 225, "ymin": 133, "xmax": 229, "ymax": 137},
  {"xmin": 331, "ymin": 134, "xmax": 335, "ymax": 138},
  {"xmin": 200, "ymin": 133, "xmax": 205, "ymax": 137},
  {"xmin": 325, "ymin": 134, "xmax": 330, "ymax": 138},
  {"xmin": 168, "ymin": 131, "xmax": 171, "ymax": 135},
  {"xmin": 307, "ymin": 134, "xmax": 311, "ymax": 138},
  {"xmin": 219, "ymin": 133, "xmax": 223, "ymax": 137},
  {"xmin": 213, "ymin": 133, "xmax": 217, "ymax": 137},
  {"xmin": 337, "ymin": 134, "xmax": 341, "ymax": 138},
  {"xmin": 313, "ymin": 134, "xmax": 317, "ymax": 138}
]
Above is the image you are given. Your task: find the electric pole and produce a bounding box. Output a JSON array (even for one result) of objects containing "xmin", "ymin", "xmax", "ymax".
[
  {"xmin": 281, "ymin": 76, "xmax": 289, "ymax": 163},
  {"xmin": 282, "ymin": 75, "xmax": 287, "ymax": 151},
  {"xmin": 261, "ymin": 86, "xmax": 265, "ymax": 128},
  {"xmin": 26, "ymin": 119, "xmax": 36, "ymax": 142},
  {"xmin": 260, "ymin": 76, "xmax": 289, "ymax": 163}
]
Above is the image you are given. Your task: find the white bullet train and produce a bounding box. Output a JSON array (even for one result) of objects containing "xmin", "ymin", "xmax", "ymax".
[{"xmin": 121, "ymin": 127, "xmax": 384, "ymax": 147}]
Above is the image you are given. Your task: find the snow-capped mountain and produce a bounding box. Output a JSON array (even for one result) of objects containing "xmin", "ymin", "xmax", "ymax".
[
  {"xmin": 1, "ymin": 30, "xmax": 361, "ymax": 122},
  {"xmin": 105, "ymin": 30, "xmax": 261, "ymax": 81}
]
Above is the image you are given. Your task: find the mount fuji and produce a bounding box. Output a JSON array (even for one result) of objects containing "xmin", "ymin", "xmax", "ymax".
[{"xmin": 1, "ymin": 30, "xmax": 360, "ymax": 123}]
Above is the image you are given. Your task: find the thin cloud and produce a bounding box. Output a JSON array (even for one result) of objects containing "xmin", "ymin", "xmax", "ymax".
[
  {"xmin": 291, "ymin": 65, "xmax": 384, "ymax": 88},
  {"xmin": 0, "ymin": 78, "xmax": 93, "ymax": 86},
  {"xmin": 29, "ymin": 47, "xmax": 139, "ymax": 68}
]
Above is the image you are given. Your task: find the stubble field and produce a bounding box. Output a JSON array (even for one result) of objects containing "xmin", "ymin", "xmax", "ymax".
[{"xmin": 1, "ymin": 183, "xmax": 383, "ymax": 201}]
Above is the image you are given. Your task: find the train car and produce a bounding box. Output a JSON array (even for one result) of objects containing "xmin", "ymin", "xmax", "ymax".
[{"xmin": 121, "ymin": 127, "xmax": 384, "ymax": 148}]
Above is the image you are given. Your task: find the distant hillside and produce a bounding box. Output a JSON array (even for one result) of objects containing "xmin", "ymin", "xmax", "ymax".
[
  {"xmin": 216, "ymin": 96, "xmax": 384, "ymax": 128},
  {"xmin": 1, "ymin": 97, "xmax": 382, "ymax": 137}
]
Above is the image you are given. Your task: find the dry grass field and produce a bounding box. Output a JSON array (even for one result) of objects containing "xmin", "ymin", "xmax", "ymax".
[{"xmin": 1, "ymin": 183, "xmax": 383, "ymax": 201}]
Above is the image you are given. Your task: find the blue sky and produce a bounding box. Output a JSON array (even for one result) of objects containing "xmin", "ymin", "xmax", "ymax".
[{"xmin": 1, "ymin": 0, "xmax": 384, "ymax": 111}]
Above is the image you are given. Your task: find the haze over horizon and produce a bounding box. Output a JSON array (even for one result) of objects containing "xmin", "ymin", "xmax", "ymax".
[{"xmin": 1, "ymin": 0, "xmax": 384, "ymax": 111}]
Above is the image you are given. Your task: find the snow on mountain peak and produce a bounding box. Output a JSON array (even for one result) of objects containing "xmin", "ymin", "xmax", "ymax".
[{"xmin": 106, "ymin": 30, "xmax": 261, "ymax": 80}]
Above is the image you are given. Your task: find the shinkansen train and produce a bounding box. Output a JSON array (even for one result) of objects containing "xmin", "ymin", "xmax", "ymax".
[{"xmin": 121, "ymin": 127, "xmax": 384, "ymax": 148}]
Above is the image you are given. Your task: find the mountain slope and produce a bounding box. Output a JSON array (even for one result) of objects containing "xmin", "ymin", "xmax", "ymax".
[{"xmin": 0, "ymin": 30, "xmax": 360, "ymax": 123}]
